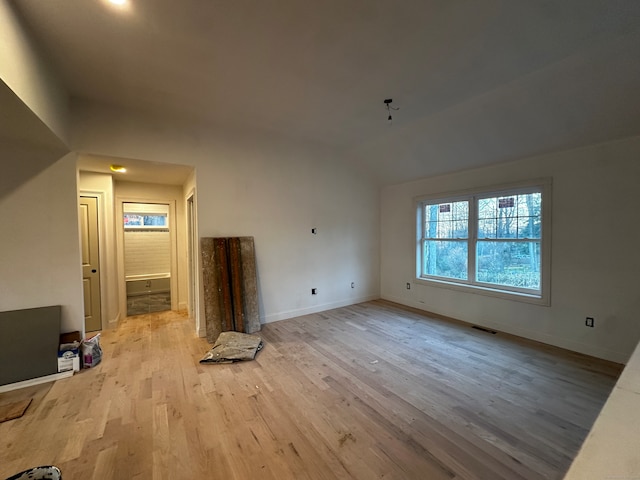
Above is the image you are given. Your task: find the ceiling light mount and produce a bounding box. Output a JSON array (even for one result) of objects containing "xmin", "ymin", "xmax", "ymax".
[
  {"xmin": 384, "ymin": 98, "xmax": 399, "ymax": 123},
  {"xmin": 110, "ymin": 164, "xmax": 127, "ymax": 173}
]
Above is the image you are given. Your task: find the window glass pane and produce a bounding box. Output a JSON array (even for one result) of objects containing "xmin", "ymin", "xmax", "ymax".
[
  {"xmin": 452, "ymin": 201, "xmax": 469, "ymax": 221},
  {"xmin": 496, "ymin": 196, "xmax": 517, "ymax": 238},
  {"xmin": 143, "ymin": 215, "xmax": 167, "ymax": 227},
  {"xmin": 478, "ymin": 192, "xmax": 541, "ymax": 240},
  {"xmin": 437, "ymin": 221, "xmax": 451, "ymax": 238},
  {"xmin": 123, "ymin": 214, "xmax": 143, "ymax": 227},
  {"xmin": 517, "ymin": 193, "xmax": 541, "ymax": 239},
  {"xmin": 516, "ymin": 195, "xmax": 529, "ymax": 217},
  {"xmin": 517, "ymin": 216, "xmax": 540, "ymax": 239},
  {"xmin": 476, "ymin": 241, "xmax": 540, "ymax": 290},
  {"xmin": 478, "ymin": 219, "xmax": 496, "ymax": 239},
  {"xmin": 424, "ymin": 240, "xmax": 468, "ymax": 280},
  {"xmin": 452, "ymin": 220, "xmax": 468, "ymax": 238},
  {"xmin": 424, "ymin": 221, "xmax": 437, "ymax": 238},
  {"xmin": 423, "ymin": 201, "xmax": 468, "ymax": 239},
  {"xmin": 123, "ymin": 213, "xmax": 167, "ymax": 228},
  {"xmin": 478, "ymin": 197, "xmax": 496, "ymax": 220}
]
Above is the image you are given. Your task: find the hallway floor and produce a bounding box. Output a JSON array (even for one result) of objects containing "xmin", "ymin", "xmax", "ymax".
[{"xmin": 126, "ymin": 292, "xmax": 171, "ymax": 316}]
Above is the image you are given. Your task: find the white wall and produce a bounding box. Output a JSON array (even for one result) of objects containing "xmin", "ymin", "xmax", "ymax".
[
  {"xmin": 0, "ymin": 153, "xmax": 84, "ymax": 334},
  {"xmin": 0, "ymin": 1, "xmax": 68, "ymax": 143},
  {"xmin": 71, "ymin": 101, "xmax": 381, "ymax": 325},
  {"xmin": 78, "ymin": 171, "xmax": 119, "ymax": 327},
  {"xmin": 381, "ymin": 136, "xmax": 640, "ymax": 364}
]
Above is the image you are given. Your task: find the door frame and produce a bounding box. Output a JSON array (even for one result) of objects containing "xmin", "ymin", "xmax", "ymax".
[
  {"xmin": 116, "ymin": 196, "xmax": 179, "ymax": 317},
  {"xmin": 186, "ymin": 188, "xmax": 203, "ymax": 335}
]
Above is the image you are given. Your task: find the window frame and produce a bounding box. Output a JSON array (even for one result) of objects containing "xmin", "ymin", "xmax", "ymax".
[{"xmin": 414, "ymin": 179, "xmax": 551, "ymax": 306}]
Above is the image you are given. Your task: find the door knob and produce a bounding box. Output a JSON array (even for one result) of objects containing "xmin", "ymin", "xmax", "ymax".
[{"xmin": 91, "ymin": 269, "xmax": 97, "ymax": 273}]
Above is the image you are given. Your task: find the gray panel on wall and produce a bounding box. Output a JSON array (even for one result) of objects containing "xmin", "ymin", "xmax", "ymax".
[{"xmin": 0, "ymin": 305, "xmax": 61, "ymax": 386}]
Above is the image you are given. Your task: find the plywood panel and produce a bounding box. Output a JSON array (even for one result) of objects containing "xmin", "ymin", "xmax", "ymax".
[
  {"xmin": 228, "ymin": 237, "xmax": 245, "ymax": 333},
  {"xmin": 200, "ymin": 238, "xmax": 221, "ymax": 343},
  {"xmin": 215, "ymin": 238, "xmax": 234, "ymax": 333},
  {"xmin": 201, "ymin": 236, "xmax": 261, "ymax": 340},
  {"xmin": 239, "ymin": 237, "xmax": 260, "ymax": 334}
]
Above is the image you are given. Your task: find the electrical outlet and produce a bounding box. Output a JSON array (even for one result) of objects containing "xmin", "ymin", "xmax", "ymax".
[
  {"xmin": 311, "ymin": 228, "xmax": 317, "ymax": 234},
  {"xmin": 406, "ymin": 282, "xmax": 411, "ymax": 290},
  {"xmin": 351, "ymin": 282, "xmax": 355, "ymax": 288},
  {"xmin": 312, "ymin": 288, "xmax": 317, "ymax": 295},
  {"xmin": 585, "ymin": 317, "xmax": 595, "ymax": 328}
]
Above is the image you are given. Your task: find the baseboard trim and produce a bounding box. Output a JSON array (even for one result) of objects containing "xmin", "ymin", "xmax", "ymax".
[
  {"xmin": 0, "ymin": 371, "xmax": 73, "ymax": 394},
  {"xmin": 107, "ymin": 312, "xmax": 120, "ymax": 329},
  {"xmin": 263, "ymin": 295, "xmax": 380, "ymax": 324},
  {"xmin": 197, "ymin": 325, "xmax": 207, "ymax": 338}
]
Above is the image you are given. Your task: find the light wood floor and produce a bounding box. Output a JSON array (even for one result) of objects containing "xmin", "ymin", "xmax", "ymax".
[{"xmin": 0, "ymin": 301, "xmax": 622, "ymax": 480}]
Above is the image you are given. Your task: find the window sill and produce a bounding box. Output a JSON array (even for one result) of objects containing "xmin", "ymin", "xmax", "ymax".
[{"xmin": 414, "ymin": 276, "xmax": 550, "ymax": 306}]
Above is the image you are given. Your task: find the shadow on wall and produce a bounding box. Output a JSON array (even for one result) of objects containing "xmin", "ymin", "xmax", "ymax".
[{"xmin": 0, "ymin": 81, "xmax": 69, "ymax": 201}]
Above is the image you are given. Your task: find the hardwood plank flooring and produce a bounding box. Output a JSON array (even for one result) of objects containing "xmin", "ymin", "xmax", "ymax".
[{"xmin": 0, "ymin": 301, "xmax": 622, "ymax": 479}]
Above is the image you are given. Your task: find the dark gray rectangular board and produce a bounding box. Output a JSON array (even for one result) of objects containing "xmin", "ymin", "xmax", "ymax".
[{"xmin": 0, "ymin": 305, "xmax": 61, "ymax": 386}]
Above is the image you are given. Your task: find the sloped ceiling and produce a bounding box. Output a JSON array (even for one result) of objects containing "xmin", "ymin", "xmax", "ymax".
[
  {"xmin": 0, "ymin": 79, "xmax": 69, "ymax": 200},
  {"xmin": 10, "ymin": 0, "xmax": 640, "ymax": 185}
]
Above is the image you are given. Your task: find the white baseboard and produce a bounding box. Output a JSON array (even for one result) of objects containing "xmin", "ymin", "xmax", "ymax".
[
  {"xmin": 107, "ymin": 312, "xmax": 120, "ymax": 329},
  {"xmin": 263, "ymin": 295, "xmax": 380, "ymax": 324},
  {"xmin": 197, "ymin": 325, "xmax": 207, "ymax": 338},
  {"xmin": 0, "ymin": 371, "xmax": 73, "ymax": 394}
]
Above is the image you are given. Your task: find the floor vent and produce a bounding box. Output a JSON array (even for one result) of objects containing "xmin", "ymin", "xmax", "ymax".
[{"xmin": 472, "ymin": 325, "xmax": 497, "ymax": 334}]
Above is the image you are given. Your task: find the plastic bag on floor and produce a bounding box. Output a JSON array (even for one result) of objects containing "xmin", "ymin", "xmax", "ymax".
[
  {"xmin": 200, "ymin": 331, "xmax": 263, "ymax": 364},
  {"xmin": 82, "ymin": 333, "xmax": 102, "ymax": 368}
]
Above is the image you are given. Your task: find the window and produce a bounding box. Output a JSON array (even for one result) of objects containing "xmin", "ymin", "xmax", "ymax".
[
  {"xmin": 123, "ymin": 213, "xmax": 168, "ymax": 229},
  {"xmin": 123, "ymin": 203, "xmax": 170, "ymax": 230},
  {"xmin": 416, "ymin": 180, "xmax": 550, "ymax": 304}
]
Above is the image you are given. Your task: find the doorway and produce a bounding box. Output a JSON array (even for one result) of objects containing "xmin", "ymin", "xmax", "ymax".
[
  {"xmin": 80, "ymin": 196, "xmax": 102, "ymax": 331},
  {"xmin": 122, "ymin": 202, "xmax": 172, "ymax": 316}
]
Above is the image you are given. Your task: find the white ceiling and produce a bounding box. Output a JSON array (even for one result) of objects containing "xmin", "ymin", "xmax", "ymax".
[
  {"xmin": 77, "ymin": 154, "xmax": 193, "ymax": 186},
  {"xmin": 11, "ymin": 0, "xmax": 640, "ymax": 185}
]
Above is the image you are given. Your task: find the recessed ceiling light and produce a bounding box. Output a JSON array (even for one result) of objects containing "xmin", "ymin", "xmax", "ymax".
[
  {"xmin": 105, "ymin": 0, "xmax": 130, "ymax": 13},
  {"xmin": 110, "ymin": 165, "xmax": 127, "ymax": 173}
]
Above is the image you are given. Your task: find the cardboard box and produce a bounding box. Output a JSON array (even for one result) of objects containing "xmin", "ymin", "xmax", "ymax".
[{"xmin": 58, "ymin": 331, "xmax": 81, "ymax": 373}]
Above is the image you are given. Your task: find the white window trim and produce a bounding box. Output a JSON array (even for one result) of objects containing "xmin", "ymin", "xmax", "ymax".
[{"xmin": 414, "ymin": 178, "xmax": 552, "ymax": 306}]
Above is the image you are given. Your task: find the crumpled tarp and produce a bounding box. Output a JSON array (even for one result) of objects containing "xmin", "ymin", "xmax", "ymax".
[{"xmin": 200, "ymin": 331, "xmax": 263, "ymax": 364}]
